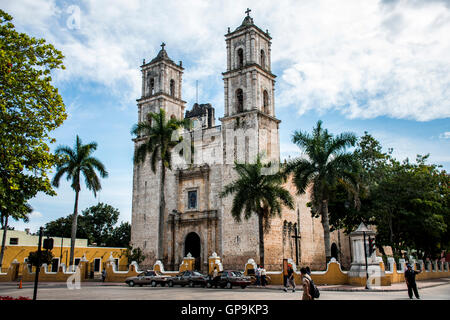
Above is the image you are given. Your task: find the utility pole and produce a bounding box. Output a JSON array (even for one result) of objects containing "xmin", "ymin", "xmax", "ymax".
[
  {"xmin": 33, "ymin": 227, "xmax": 43, "ymax": 300},
  {"xmin": 363, "ymin": 231, "xmax": 369, "ymax": 289}
]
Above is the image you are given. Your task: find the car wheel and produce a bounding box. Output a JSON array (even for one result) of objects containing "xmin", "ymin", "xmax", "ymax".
[
  {"xmin": 128, "ymin": 281, "xmax": 135, "ymax": 287},
  {"xmin": 139, "ymin": 284, "xmax": 143, "ymax": 287},
  {"xmin": 161, "ymin": 282, "xmax": 166, "ymax": 287},
  {"xmin": 241, "ymin": 285, "xmax": 247, "ymax": 289},
  {"xmin": 181, "ymin": 284, "xmax": 185, "ymax": 287},
  {"xmin": 226, "ymin": 282, "xmax": 232, "ymax": 289},
  {"xmin": 168, "ymin": 281, "xmax": 174, "ymax": 287},
  {"xmin": 151, "ymin": 280, "xmax": 157, "ymax": 287},
  {"xmin": 189, "ymin": 281, "xmax": 194, "ymax": 288},
  {"xmin": 206, "ymin": 282, "xmax": 212, "ymax": 288}
]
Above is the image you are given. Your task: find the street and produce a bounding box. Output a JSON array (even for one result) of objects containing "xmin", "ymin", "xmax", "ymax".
[{"xmin": 0, "ymin": 282, "xmax": 449, "ymax": 300}]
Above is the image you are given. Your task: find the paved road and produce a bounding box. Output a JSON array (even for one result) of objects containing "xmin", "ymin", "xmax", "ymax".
[{"xmin": 1, "ymin": 282, "xmax": 449, "ymax": 300}]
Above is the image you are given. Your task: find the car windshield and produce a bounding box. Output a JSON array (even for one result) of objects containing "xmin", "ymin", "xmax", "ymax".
[
  {"xmin": 192, "ymin": 271, "xmax": 203, "ymax": 276},
  {"xmin": 144, "ymin": 271, "xmax": 155, "ymax": 276},
  {"xmin": 231, "ymin": 271, "xmax": 242, "ymax": 277}
]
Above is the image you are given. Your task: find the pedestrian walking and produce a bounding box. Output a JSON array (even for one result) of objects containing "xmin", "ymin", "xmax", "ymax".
[
  {"xmin": 255, "ymin": 265, "xmax": 261, "ymax": 287},
  {"xmin": 405, "ymin": 263, "xmax": 421, "ymax": 299},
  {"xmin": 102, "ymin": 268, "xmax": 107, "ymax": 282},
  {"xmin": 284, "ymin": 264, "xmax": 296, "ymax": 292},
  {"xmin": 260, "ymin": 265, "xmax": 267, "ymax": 287},
  {"xmin": 300, "ymin": 267, "xmax": 313, "ymax": 300}
]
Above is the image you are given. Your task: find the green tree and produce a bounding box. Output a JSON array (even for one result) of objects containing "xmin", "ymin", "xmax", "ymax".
[
  {"xmin": 106, "ymin": 221, "xmax": 131, "ymax": 248},
  {"xmin": 370, "ymin": 155, "xmax": 448, "ymax": 259},
  {"xmin": 27, "ymin": 250, "xmax": 54, "ymax": 268},
  {"xmin": 131, "ymin": 108, "xmax": 189, "ymax": 262},
  {"xmin": 51, "ymin": 135, "xmax": 108, "ymax": 269},
  {"xmin": 0, "ymin": 10, "xmax": 66, "ymax": 266},
  {"xmin": 81, "ymin": 203, "xmax": 119, "ymax": 246},
  {"xmin": 220, "ymin": 154, "xmax": 294, "ymax": 266},
  {"xmin": 285, "ymin": 120, "xmax": 358, "ymax": 264},
  {"xmin": 124, "ymin": 246, "xmax": 146, "ymax": 265}
]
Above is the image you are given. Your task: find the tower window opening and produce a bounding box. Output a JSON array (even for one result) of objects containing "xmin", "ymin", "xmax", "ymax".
[
  {"xmin": 236, "ymin": 89, "xmax": 244, "ymax": 113},
  {"xmin": 170, "ymin": 79, "xmax": 175, "ymax": 97},
  {"xmin": 260, "ymin": 49, "xmax": 266, "ymax": 69},
  {"xmin": 263, "ymin": 90, "xmax": 269, "ymax": 114},
  {"xmin": 149, "ymin": 78, "xmax": 155, "ymax": 95},
  {"xmin": 237, "ymin": 48, "xmax": 244, "ymax": 68}
]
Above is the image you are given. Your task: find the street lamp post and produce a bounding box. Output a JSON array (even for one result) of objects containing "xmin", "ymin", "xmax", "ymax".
[
  {"xmin": 363, "ymin": 231, "xmax": 369, "ymax": 289},
  {"xmin": 33, "ymin": 227, "xmax": 43, "ymax": 300}
]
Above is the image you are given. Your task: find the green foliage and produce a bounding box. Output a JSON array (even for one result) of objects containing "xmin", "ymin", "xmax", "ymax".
[
  {"xmin": 221, "ymin": 153, "xmax": 294, "ymax": 265},
  {"xmin": 124, "ymin": 246, "xmax": 146, "ymax": 265},
  {"xmin": 131, "ymin": 108, "xmax": 190, "ymax": 171},
  {"xmin": 81, "ymin": 203, "xmax": 119, "ymax": 246},
  {"xmin": 328, "ymin": 131, "xmax": 449, "ymax": 259},
  {"xmin": 43, "ymin": 203, "xmax": 129, "ymax": 247},
  {"xmin": 0, "ymin": 10, "xmax": 66, "ymax": 221},
  {"xmin": 221, "ymin": 154, "xmax": 294, "ymax": 226},
  {"xmin": 27, "ymin": 250, "xmax": 54, "ymax": 267},
  {"xmin": 107, "ymin": 221, "xmax": 131, "ymax": 248},
  {"xmin": 52, "ymin": 135, "xmax": 108, "ymax": 195}
]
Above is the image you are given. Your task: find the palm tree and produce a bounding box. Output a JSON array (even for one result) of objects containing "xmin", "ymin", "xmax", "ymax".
[
  {"xmin": 131, "ymin": 108, "xmax": 189, "ymax": 261},
  {"xmin": 220, "ymin": 154, "xmax": 294, "ymax": 267},
  {"xmin": 285, "ymin": 120, "xmax": 358, "ymax": 264},
  {"xmin": 52, "ymin": 135, "xmax": 108, "ymax": 270}
]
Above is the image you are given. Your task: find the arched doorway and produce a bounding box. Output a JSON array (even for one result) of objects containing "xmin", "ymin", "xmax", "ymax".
[
  {"xmin": 184, "ymin": 232, "xmax": 201, "ymax": 271},
  {"xmin": 331, "ymin": 243, "xmax": 339, "ymax": 260}
]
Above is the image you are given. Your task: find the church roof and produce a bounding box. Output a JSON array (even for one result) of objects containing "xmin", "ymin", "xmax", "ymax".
[
  {"xmin": 150, "ymin": 43, "xmax": 174, "ymax": 64},
  {"xmin": 235, "ymin": 15, "xmax": 255, "ymax": 31},
  {"xmin": 227, "ymin": 9, "xmax": 271, "ymax": 40}
]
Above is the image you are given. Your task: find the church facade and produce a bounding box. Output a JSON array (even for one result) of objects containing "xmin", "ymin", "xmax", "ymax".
[{"xmin": 130, "ymin": 12, "xmax": 352, "ymax": 272}]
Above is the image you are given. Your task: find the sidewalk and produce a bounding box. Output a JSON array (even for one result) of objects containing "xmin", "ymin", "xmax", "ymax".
[{"xmin": 253, "ymin": 277, "xmax": 450, "ymax": 292}]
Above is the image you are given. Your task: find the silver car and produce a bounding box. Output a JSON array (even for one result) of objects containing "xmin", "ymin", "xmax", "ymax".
[{"xmin": 125, "ymin": 270, "xmax": 169, "ymax": 287}]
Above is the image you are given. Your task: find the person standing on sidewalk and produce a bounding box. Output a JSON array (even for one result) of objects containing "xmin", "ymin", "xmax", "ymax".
[
  {"xmin": 300, "ymin": 267, "xmax": 313, "ymax": 300},
  {"xmin": 405, "ymin": 263, "xmax": 421, "ymax": 299},
  {"xmin": 255, "ymin": 265, "xmax": 261, "ymax": 287},
  {"xmin": 260, "ymin": 265, "xmax": 267, "ymax": 287},
  {"xmin": 284, "ymin": 264, "xmax": 296, "ymax": 292}
]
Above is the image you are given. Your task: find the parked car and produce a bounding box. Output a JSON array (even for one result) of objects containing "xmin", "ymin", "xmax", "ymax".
[
  {"xmin": 207, "ymin": 270, "xmax": 251, "ymax": 289},
  {"xmin": 125, "ymin": 270, "xmax": 169, "ymax": 287},
  {"xmin": 167, "ymin": 270, "xmax": 208, "ymax": 287}
]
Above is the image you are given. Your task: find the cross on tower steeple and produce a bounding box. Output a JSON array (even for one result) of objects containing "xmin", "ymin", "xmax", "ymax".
[
  {"xmin": 161, "ymin": 42, "xmax": 166, "ymax": 50},
  {"xmin": 245, "ymin": 8, "xmax": 251, "ymax": 16}
]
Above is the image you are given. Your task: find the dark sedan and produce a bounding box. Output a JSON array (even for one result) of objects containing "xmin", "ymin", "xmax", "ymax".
[
  {"xmin": 167, "ymin": 270, "xmax": 208, "ymax": 287},
  {"xmin": 125, "ymin": 270, "xmax": 170, "ymax": 287},
  {"xmin": 207, "ymin": 270, "xmax": 251, "ymax": 289}
]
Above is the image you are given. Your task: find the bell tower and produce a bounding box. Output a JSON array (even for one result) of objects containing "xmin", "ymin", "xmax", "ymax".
[
  {"xmin": 137, "ymin": 43, "xmax": 186, "ymax": 124},
  {"xmin": 221, "ymin": 9, "xmax": 280, "ymax": 165}
]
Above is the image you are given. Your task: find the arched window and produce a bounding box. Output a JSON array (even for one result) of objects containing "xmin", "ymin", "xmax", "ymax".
[
  {"xmin": 236, "ymin": 89, "xmax": 244, "ymax": 113},
  {"xmin": 149, "ymin": 78, "xmax": 155, "ymax": 95},
  {"xmin": 260, "ymin": 49, "xmax": 265, "ymax": 69},
  {"xmin": 237, "ymin": 48, "xmax": 244, "ymax": 68},
  {"xmin": 170, "ymin": 79, "xmax": 175, "ymax": 97},
  {"xmin": 170, "ymin": 114, "xmax": 176, "ymax": 120},
  {"xmin": 263, "ymin": 90, "xmax": 269, "ymax": 114},
  {"xmin": 146, "ymin": 113, "xmax": 152, "ymax": 126}
]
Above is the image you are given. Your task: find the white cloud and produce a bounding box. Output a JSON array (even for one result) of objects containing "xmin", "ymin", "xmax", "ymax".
[
  {"xmin": 30, "ymin": 211, "xmax": 43, "ymax": 218},
  {"xmin": 440, "ymin": 131, "xmax": 450, "ymax": 139},
  {"xmin": 4, "ymin": 0, "xmax": 448, "ymax": 120}
]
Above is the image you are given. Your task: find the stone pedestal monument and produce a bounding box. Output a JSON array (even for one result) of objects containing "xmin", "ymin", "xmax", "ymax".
[{"xmin": 349, "ymin": 223, "xmax": 385, "ymax": 287}]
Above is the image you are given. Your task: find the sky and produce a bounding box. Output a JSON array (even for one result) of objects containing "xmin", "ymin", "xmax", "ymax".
[{"xmin": 2, "ymin": 0, "xmax": 449, "ymax": 233}]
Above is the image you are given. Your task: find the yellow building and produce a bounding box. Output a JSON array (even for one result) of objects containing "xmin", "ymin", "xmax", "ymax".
[{"xmin": 0, "ymin": 229, "xmax": 128, "ymax": 277}]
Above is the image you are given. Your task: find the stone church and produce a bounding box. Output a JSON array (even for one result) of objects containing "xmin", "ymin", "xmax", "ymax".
[{"xmin": 130, "ymin": 11, "xmax": 352, "ymax": 272}]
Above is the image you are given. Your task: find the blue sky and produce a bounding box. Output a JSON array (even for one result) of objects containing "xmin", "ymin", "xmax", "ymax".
[{"xmin": 2, "ymin": 0, "xmax": 449, "ymax": 232}]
